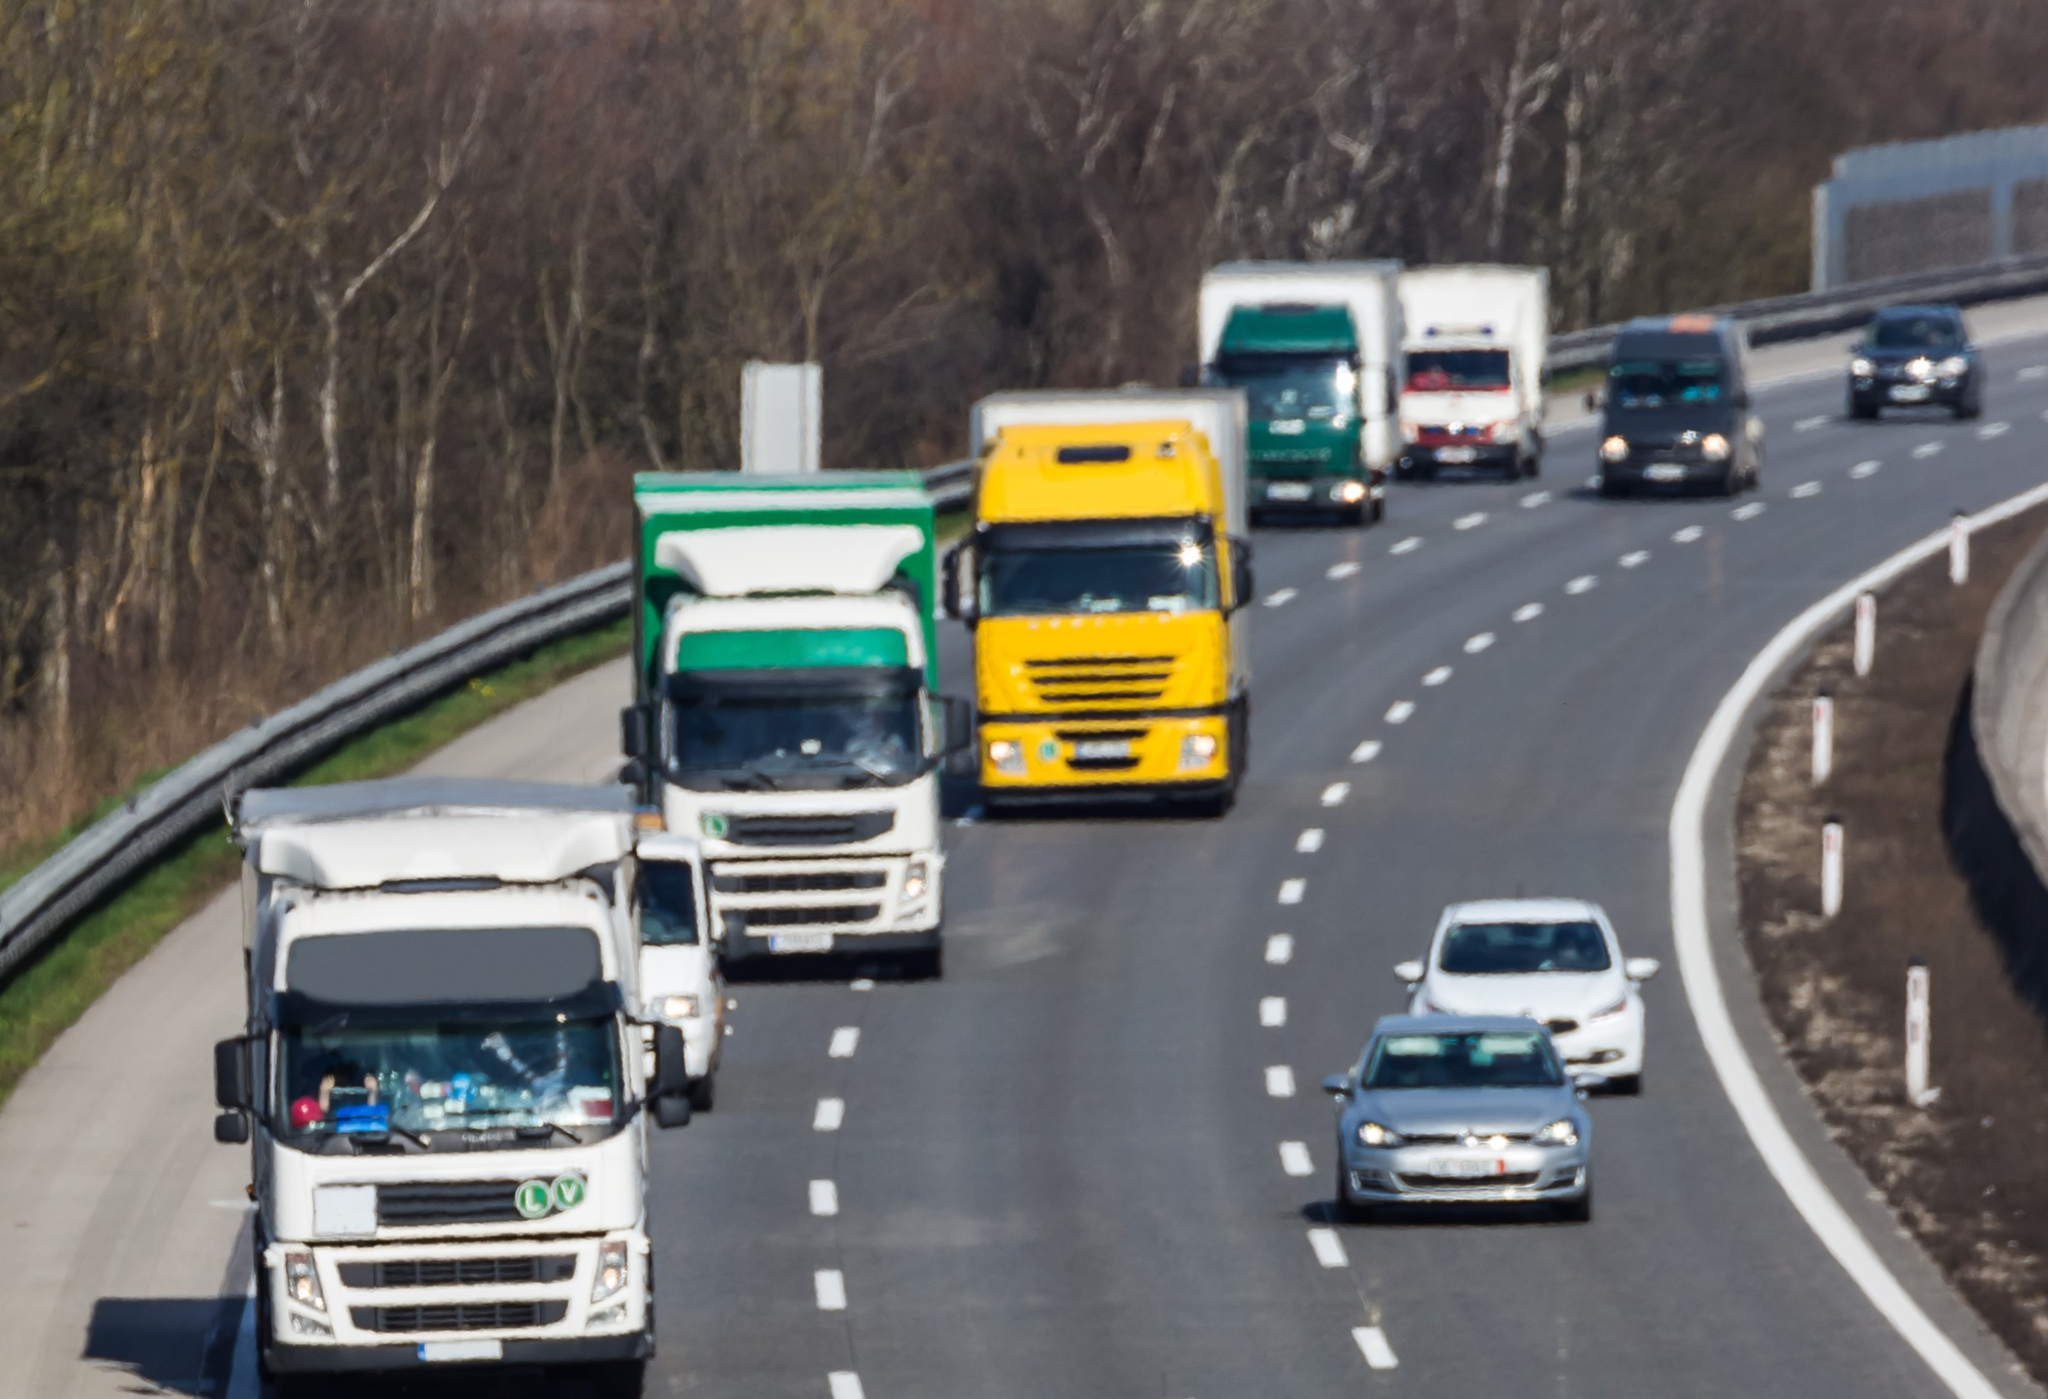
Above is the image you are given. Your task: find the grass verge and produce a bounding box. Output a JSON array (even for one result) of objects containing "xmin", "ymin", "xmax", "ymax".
[{"xmin": 0, "ymin": 616, "xmax": 630, "ymax": 1111}]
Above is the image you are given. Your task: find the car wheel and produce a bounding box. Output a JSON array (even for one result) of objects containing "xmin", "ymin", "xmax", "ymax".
[
  {"xmin": 1344, "ymin": 503, "xmax": 1368, "ymax": 528},
  {"xmin": 1557, "ymin": 1184, "xmax": 1593, "ymax": 1223},
  {"xmin": 1717, "ymin": 464, "xmax": 1740, "ymax": 497},
  {"xmin": 687, "ymin": 1073, "xmax": 716, "ymax": 1113},
  {"xmin": 1598, "ymin": 474, "xmax": 1627, "ymax": 499},
  {"xmin": 1849, "ymin": 395, "xmax": 1878, "ymax": 421},
  {"xmin": 1332, "ymin": 1168, "xmax": 1371, "ymax": 1224},
  {"xmin": 1370, "ymin": 493, "xmax": 1385, "ymax": 523},
  {"xmin": 1525, "ymin": 452, "xmax": 1541, "ymax": 479}
]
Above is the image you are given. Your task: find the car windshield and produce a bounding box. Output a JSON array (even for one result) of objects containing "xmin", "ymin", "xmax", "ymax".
[
  {"xmin": 639, "ymin": 861, "xmax": 699, "ymax": 946},
  {"xmin": 1213, "ymin": 356, "xmax": 1354, "ymax": 422},
  {"xmin": 671, "ymin": 690, "xmax": 922, "ymax": 790},
  {"xmin": 1608, "ymin": 358, "xmax": 1724, "ymax": 408},
  {"xmin": 1362, "ymin": 1030, "xmax": 1564, "ymax": 1089},
  {"xmin": 1439, "ymin": 920, "xmax": 1611, "ymax": 974},
  {"xmin": 1870, "ymin": 315, "xmax": 1961, "ymax": 349},
  {"xmin": 982, "ymin": 542, "xmax": 1218, "ymax": 617},
  {"xmin": 278, "ymin": 1015, "xmax": 622, "ymax": 1142},
  {"xmin": 1406, "ymin": 349, "xmax": 1511, "ymax": 391}
]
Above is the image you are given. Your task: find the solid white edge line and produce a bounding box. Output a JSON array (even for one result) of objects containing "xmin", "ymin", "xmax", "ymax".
[
  {"xmin": 1671, "ymin": 479, "xmax": 2048, "ymax": 1399},
  {"xmin": 1352, "ymin": 1326, "xmax": 1399, "ymax": 1369}
]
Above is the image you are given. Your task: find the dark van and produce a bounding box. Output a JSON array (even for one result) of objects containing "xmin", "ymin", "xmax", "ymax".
[{"xmin": 1596, "ymin": 315, "xmax": 1762, "ymax": 498}]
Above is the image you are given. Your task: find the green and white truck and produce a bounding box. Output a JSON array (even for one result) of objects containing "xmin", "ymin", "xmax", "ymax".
[{"xmin": 621, "ymin": 473, "xmax": 963, "ymax": 975}]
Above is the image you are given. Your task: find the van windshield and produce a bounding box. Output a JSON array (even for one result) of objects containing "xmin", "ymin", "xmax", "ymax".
[{"xmin": 1609, "ymin": 358, "xmax": 1724, "ymax": 409}]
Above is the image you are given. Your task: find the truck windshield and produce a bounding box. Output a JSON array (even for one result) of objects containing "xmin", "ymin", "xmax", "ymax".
[
  {"xmin": 981, "ymin": 542, "xmax": 1218, "ymax": 617},
  {"xmin": 1608, "ymin": 358, "xmax": 1724, "ymax": 409},
  {"xmin": 278, "ymin": 1014, "xmax": 622, "ymax": 1145},
  {"xmin": 1406, "ymin": 349, "xmax": 1510, "ymax": 391},
  {"xmin": 1213, "ymin": 356, "xmax": 1353, "ymax": 422},
  {"xmin": 670, "ymin": 690, "xmax": 922, "ymax": 791}
]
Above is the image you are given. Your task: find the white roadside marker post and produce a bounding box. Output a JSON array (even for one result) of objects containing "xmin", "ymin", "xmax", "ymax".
[
  {"xmin": 1905, "ymin": 958, "xmax": 1939, "ymax": 1107},
  {"xmin": 1949, "ymin": 512, "xmax": 1970, "ymax": 585},
  {"xmin": 1853, "ymin": 592, "xmax": 1876, "ymax": 677},
  {"xmin": 1821, "ymin": 818, "xmax": 1844, "ymax": 919},
  {"xmin": 1811, "ymin": 692, "xmax": 1834, "ymax": 786}
]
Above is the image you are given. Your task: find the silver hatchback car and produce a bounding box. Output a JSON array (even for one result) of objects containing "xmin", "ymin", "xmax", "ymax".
[{"xmin": 1324, "ymin": 1014, "xmax": 1595, "ymax": 1222}]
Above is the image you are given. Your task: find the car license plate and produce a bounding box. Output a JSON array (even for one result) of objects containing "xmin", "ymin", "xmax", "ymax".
[
  {"xmin": 769, "ymin": 932, "xmax": 834, "ymax": 954},
  {"xmin": 1645, "ymin": 463, "xmax": 1687, "ymax": 482},
  {"xmin": 1436, "ymin": 446, "xmax": 1478, "ymax": 464},
  {"xmin": 1267, "ymin": 480, "xmax": 1312, "ymax": 501},
  {"xmin": 1430, "ymin": 1157, "xmax": 1505, "ymax": 1179},
  {"xmin": 1071, "ymin": 739, "xmax": 1132, "ymax": 761},
  {"xmin": 1889, "ymin": 384, "xmax": 1931, "ymax": 402},
  {"xmin": 420, "ymin": 1340, "xmax": 502, "ymax": 1363}
]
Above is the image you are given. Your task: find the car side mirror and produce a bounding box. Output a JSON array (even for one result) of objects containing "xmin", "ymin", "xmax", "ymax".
[
  {"xmin": 1624, "ymin": 956, "xmax": 1661, "ymax": 982},
  {"xmin": 1321, "ymin": 1074, "xmax": 1351, "ymax": 1097},
  {"xmin": 1393, "ymin": 959, "xmax": 1424, "ymax": 984},
  {"xmin": 214, "ymin": 1036, "xmax": 253, "ymax": 1111},
  {"xmin": 214, "ymin": 1112, "xmax": 250, "ymax": 1144},
  {"xmin": 940, "ymin": 696, "xmax": 975, "ymax": 758}
]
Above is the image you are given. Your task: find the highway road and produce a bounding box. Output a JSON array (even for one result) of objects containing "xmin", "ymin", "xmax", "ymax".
[{"xmin": 11, "ymin": 301, "xmax": 2048, "ymax": 1398}]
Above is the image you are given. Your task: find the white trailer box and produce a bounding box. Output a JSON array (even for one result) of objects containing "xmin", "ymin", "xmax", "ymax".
[{"xmin": 1396, "ymin": 264, "xmax": 1549, "ymax": 479}]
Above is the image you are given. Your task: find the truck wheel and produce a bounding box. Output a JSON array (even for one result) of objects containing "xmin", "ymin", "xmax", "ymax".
[
  {"xmin": 903, "ymin": 946, "xmax": 944, "ymax": 980},
  {"xmin": 1598, "ymin": 474, "xmax": 1627, "ymax": 499},
  {"xmin": 1525, "ymin": 452, "xmax": 1541, "ymax": 479},
  {"xmin": 1370, "ymin": 493, "xmax": 1385, "ymax": 523},
  {"xmin": 583, "ymin": 1359, "xmax": 646, "ymax": 1399},
  {"xmin": 687, "ymin": 1074, "xmax": 716, "ymax": 1113},
  {"xmin": 1343, "ymin": 504, "xmax": 1367, "ymax": 527}
]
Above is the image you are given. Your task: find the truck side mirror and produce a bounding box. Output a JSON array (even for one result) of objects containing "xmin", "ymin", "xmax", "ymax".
[
  {"xmin": 620, "ymin": 704, "xmax": 651, "ymax": 761},
  {"xmin": 1228, "ymin": 537, "xmax": 1255, "ymax": 610},
  {"xmin": 941, "ymin": 544, "xmax": 978, "ymax": 623},
  {"xmin": 214, "ymin": 1036, "xmax": 253, "ymax": 1111},
  {"xmin": 940, "ymin": 696, "xmax": 975, "ymax": 758},
  {"xmin": 1178, "ymin": 364, "xmax": 1199, "ymax": 388},
  {"xmin": 214, "ymin": 1112, "xmax": 250, "ymax": 1144},
  {"xmin": 649, "ymin": 1023, "xmax": 691, "ymax": 1129}
]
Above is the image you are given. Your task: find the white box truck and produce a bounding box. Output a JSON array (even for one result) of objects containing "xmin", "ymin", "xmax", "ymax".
[
  {"xmin": 1197, "ymin": 262, "xmax": 1403, "ymax": 524},
  {"xmin": 1396, "ymin": 264, "xmax": 1549, "ymax": 480}
]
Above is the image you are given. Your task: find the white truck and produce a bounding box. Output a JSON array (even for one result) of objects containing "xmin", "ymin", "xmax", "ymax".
[
  {"xmin": 1395, "ymin": 264, "xmax": 1549, "ymax": 480},
  {"xmin": 1197, "ymin": 262, "xmax": 1403, "ymax": 524},
  {"xmin": 212, "ymin": 778, "xmax": 698, "ymax": 1397}
]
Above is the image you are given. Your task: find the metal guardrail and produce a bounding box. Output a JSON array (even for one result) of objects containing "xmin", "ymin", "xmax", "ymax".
[{"xmin": 8, "ymin": 249, "xmax": 2048, "ymax": 985}]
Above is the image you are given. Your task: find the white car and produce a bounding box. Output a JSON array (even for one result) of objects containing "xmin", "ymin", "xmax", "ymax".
[
  {"xmin": 1396, "ymin": 898, "xmax": 1658, "ymax": 1094},
  {"xmin": 636, "ymin": 832, "xmax": 726, "ymax": 1111}
]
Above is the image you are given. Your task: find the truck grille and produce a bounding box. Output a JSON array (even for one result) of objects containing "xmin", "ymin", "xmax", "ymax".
[
  {"xmin": 725, "ymin": 812, "xmax": 894, "ymax": 846},
  {"xmin": 337, "ymin": 1256, "xmax": 576, "ymax": 1289},
  {"xmin": 712, "ymin": 870, "xmax": 888, "ymax": 894},
  {"xmin": 376, "ymin": 1180, "xmax": 525, "ymax": 1227},
  {"xmin": 738, "ymin": 904, "xmax": 881, "ymax": 927},
  {"xmin": 1026, "ymin": 655, "xmax": 1176, "ymax": 705},
  {"xmin": 351, "ymin": 1300, "xmax": 568, "ymax": 1333}
]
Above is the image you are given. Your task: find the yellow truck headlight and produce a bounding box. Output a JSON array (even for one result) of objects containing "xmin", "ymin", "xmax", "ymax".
[
  {"xmin": 1178, "ymin": 734, "xmax": 1219, "ymax": 771},
  {"xmin": 987, "ymin": 740, "xmax": 1025, "ymax": 775}
]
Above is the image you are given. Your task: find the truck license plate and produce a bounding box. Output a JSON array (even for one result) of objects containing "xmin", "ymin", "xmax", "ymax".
[
  {"xmin": 1267, "ymin": 481, "xmax": 1312, "ymax": 501},
  {"xmin": 769, "ymin": 932, "xmax": 834, "ymax": 954},
  {"xmin": 1889, "ymin": 384, "xmax": 1931, "ymax": 402},
  {"xmin": 1645, "ymin": 463, "xmax": 1687, "ymax": 482},
  {"xmin": 420, "ymin": 1340, "xmax": 502, "ymax": 1363},
  {"xmin": 1071, "ymin": 739, "xmax": 1132, "ymax": 761},
  {"xmin": 1429, "ymin": 1157, "xmax": 1505, "ymax": 1179},
  {"xmin": 1436, "ymin": 446, "xmax": 1478, "ymax": 464}
]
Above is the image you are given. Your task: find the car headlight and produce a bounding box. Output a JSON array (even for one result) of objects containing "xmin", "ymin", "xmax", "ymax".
[
  {"xmin": 1533, "ymin": 1118, "xmax": 1580, "ymax": 1148},
  {"xmin": 899, "ymin": 858, "xmax": 930, "ymax": 905},
  {"xmin": 1178, "ymin": 733, "xmax": 1219, "ymax": 771},
  {"xmin": 1850, "ymin": 357, "xmax": 1873, "ymax": 377},
  {"xmin": 1356, "ymin": 1121, "xmax": 1406, "ymax": 1148},
  {"xmin": 1939, "ymin": 355, "xmax": 1969, "ymax": 379},
  {"xmin": 1588, "ymin": 995, "xmax": 1628, "ymax": 1022},
  {"xmin": 1700, "ymin": 433, "xmax": 1731, "ymax": 462},
  {"xmin": 648, "ymin": 994, "xmax": 701, "ymax": 1021},
  {"xmin": 987, "ymin": 739, "xmax": 1025, "ymax": 775},
  {"xmin": 283, "ymin": 1250, "xmax": 325, "ymax": 1311},
  {"xmin": 591, "ymin": 1239, "xmax": 630, "ymax": 1303},
  {"xmin": 1416, "ymin": 993, "xmax": 1452, "ymax": 1015},
  {"xmin": 1599, "ymin": 435, "xmax": 1629, "ymax": 464}
]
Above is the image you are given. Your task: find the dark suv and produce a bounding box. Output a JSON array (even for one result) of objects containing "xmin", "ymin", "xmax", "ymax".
[{"xmin": 1848, "ymin": 305, "xmax": 1981, "ymax": 420}]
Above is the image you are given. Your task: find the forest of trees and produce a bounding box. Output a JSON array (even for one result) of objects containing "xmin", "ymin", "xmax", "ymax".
[{"xmin": 4, "ymin": 0, "xmax": 2047, "ymax": 851}]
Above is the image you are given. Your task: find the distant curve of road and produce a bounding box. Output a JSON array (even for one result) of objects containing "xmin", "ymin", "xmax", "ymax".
[{"xmin": 10, "ymin": 301, "xmax": 2048, "ymax": 1399}]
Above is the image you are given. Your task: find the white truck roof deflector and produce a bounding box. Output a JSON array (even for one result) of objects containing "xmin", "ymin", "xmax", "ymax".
[{"xmin": 654, "ymin": 524, "xmax": 925, "ymax": 597}]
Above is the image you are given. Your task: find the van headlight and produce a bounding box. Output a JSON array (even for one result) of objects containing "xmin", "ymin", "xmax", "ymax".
[
  {"xmin": 1178, "ymin": 734, "xmax": 1219, "ymax": 771},
  {"xmin": 1533, "ymin": 1119, "xmax": 1580, "ymax": 1148},
  {"xmin": 647, "ymin": 994, "xmax": 701, "ymax": 1021},
  {"xmin": 591, "ymin": 1239, "xmax": 630, "ymax": 1303},
  {"xmin": 1700, "ymin": 433, "xmax": 1731, "ymax": 461},
  {"xmin": 899, "ymin": 858, "xmax": 931, "ymax": 906},
  {"xmin": 987, "ymin": 740, "xmax": 1025, "ymax": 775},
  {"xmin": 1599, "ymin": 436, "xmax": 1629, "ymax": 464},
  {"xmin": 1939, "ymin": 355, "xmax": 1969, "ymax": 379}
]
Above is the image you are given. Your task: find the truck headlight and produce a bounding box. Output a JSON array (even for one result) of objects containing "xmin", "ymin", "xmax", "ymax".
[
  {"xmin": 899, "ymin": 858, "xmax": 930, "ymax": 905},
  {"xmin": 647, "ymin": 994, "xmax": 701, "ymax": 1021},
  {"xmin": 1356, "ymin": 1121, "xmax": 1406, "ymax": 1148},
  {"xmin": 1178, "ymin": 734, "xmax": 1219, "ymax": 771},
  {"xmin": 1850, "ymin": 356, "xmax": 1873, "ymax": 378},
  {"xmin": 283, "ymin": 1251, "xmax": 325, "ymax": 1311},
  {"xmin": 1700, "ymin": 433, "xmax": 1731, "ymax": 462},
  {"xmin": 1599, "ymin": 436, "xmax": 1629, "ymax": 464},
  {"xmin": 987, "ymin": 740, "xmax": 1025, "ymax": 775},
  {"xmin": 1939, "ymin": 355, "xmax": 1969, "ymax": 379},
  {"xmin": 1336, "ymin": 480, "xmax": 1367, "ymax": 503},
  {"xmin": 591, "ymin": 1239, "xmax": 630, "ymax": 1303},
  {"xmin": 1533, "ymin": 1119, "xmax": 1580, "ymax": 1148}
]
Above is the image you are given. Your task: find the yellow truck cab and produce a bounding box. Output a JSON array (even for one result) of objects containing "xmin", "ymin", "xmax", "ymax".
[{"xmin": 944, "ymin": 390, "xmax": 1252, "ymax": 815}]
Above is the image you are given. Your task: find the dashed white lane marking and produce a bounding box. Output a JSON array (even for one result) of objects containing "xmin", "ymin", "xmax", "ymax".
[
  {"xmin": 828, "ymin": 1027, "xmax": 861, "ymax": 1059},
  {"xmin": 815, "ymin": 1269, "xmax": 848, "ymax": 1312},
  {"xmin": 1265, "ymin": 934, "xmax": 1294, "ymax": 965},
  {"xmin": 810, "ymin": 1180, "xmax": 840, "ymax": 1217},
  {"xmin": 814, "ymin": 1098, "xmax": 846, "ymax": 1131},
  {"xmin": 1279, "ymin": 1141, "xmax": 1314, "ymax": 1177},
  {"xmin": 1260, "ymin": 996, "xmax": 1288, "ymax": 1028},
  {"xmin": 1565, "ymin": 574, "xmax": 1598, "ymax": 595},
  {"xmin": 1521, "ymin": 490, "xmax": 1552, "ymax": 508},
  {"xmin": 1390, "ymin": 536, "xmax": 1423, "ymax": 555},
  {"xmin": 1790, "ymin": 481, "xmax": 1823, "ymax": 499},
  {"xmin": 1327, "ymin": 560, "xmax": 1362, "ymax": 580},
  {"xmin": 1795, "ymin": 414, "xmax": 1830, "ymax": 431},
  {"xmin": 2020, "ymin": 365, "xmax": 2047, "ymax": 381},
  {"xmin": 1350, "ymin": 739, "xmax": 1382, "ymax": 764},
  {"xmin": 1732, "ymin": 501, "xmax": 1766, "ymax": 521},
  {"xmin": 1453, "ymin": 511, "xmax": 1488, "ymax": 531},
  {"xmin": 1353, "ymin": 1327, "xmax": 1400, "ymax": 1370},
  {"xmin": 1264, "ymin": 587, "xmax": 1299, "ymax": 608},
  {"xmin": 1851, "ymin": 459, "xmax": 1882, "ymax": 479},
  {"xmin": 1266, "ymin": 1065, "xmax": 1297, "ymax": 1098},
  {"xmin": 1620, "ymin": 550, "xmax": 1650, "ymax": 569},
  {"xmin": 1278, "ymin": 878, "xmax": 1306, "ymax": 905},
  {"xmin": 850, "ymin": 978, "xmax": 875, "ymax": 992},
  {"xmin": 1978, "ymin": 421, "xmax": 2011, "ymax": 440},
  {"xmin": 1513, "ymin": 602, "xmax": 1544, "ymax": 622},
  {"xmin": 1422, "ymin": 665, "xmax": 1453, "ymax": 686},
  {"xmin": 1464, "ymin": 632, "xmax": 1495, "ymax": 654},
  {"xmin": 1321, "ymin": 781, "xmax": 1351, "ymax": 806},
  {"xmin": 1307, "ymin": 1227, "xmax": 1349, "ymax": 1268},
  {"xmin": 829, "ymin": 1375, "xmax": 866, "ymax": 1399},
  {"xmin": 1673, "ymin": 525, "xmax": 1705, "ymax": 543},
  {"xmin": 1912, "ymin": 441, "xmax": 1944, "ymax": 459},
  {"xmin": 1385, "ymin": 700, "xmax": 1416, "ymax": 724},
  {"xmin": 1296, "ymin": 828, "xmax": 1325, "ymax": 853}
]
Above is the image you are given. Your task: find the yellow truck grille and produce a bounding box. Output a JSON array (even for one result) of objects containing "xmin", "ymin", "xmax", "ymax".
[{"xmin": 1025, "ymin": 655, "xmax": 1178, "ymax": 705}]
